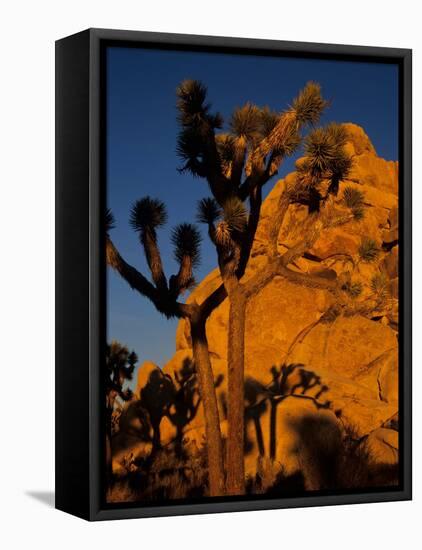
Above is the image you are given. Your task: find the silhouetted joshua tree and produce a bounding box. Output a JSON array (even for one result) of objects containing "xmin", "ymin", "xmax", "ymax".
[
  {"xmin": 106, "ymin": 198, "xmax": 226, "ymax": 496},
  {"xmin": 105, "ymin": 340, "xmax": 137, "ymax": 477},
  {"xmin": 168, "ymin": 359, "xmax": 202, "ymax": 457},
  {"xmin": 140, "ymin": 369, "xmax": 175, "ymax": 452}
]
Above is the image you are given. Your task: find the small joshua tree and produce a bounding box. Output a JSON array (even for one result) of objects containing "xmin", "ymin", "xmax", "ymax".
[
  {"xmin": 105, "ymin": 341, "xmax": 137, "ymax": 419},
  {"xmin": 105, "ymin": 340, "xmax": 138, "ymax": 477}
]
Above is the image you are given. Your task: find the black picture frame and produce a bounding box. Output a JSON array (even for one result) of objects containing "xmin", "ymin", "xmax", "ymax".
[{"xmin": 55, "ymin": 28, "xmax": 412, "ymax": 521}]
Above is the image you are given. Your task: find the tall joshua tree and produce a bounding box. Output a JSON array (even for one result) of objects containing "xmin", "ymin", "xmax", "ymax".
[
  {"xmin": 106, "ymin": 201, "xmax": 227, "ymax": 496},
  {"xmin": 209, "ymin": 121, "xmax": 356, "ymax": 494},
  {"xmin": 176, "ymin": 80, "xmax": 341, "ymax": 494}
]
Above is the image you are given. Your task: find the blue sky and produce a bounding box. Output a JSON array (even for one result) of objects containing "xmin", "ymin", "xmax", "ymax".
[{"xmin": 106, "ymin": 45, "xmax": 398, "ymax": 369}]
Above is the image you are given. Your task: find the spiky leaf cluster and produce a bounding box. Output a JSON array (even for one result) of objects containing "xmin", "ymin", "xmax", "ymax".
[
  {"xmin": 171, "ymin": 223, "xmax": 201, "ymax": 267},
  {"xmin": 352, "ymin": 207, "xmax": 365, "ymax": 221},
  {"xmin": 344, "ymin": 280, "xmax": 363, "ymax": 298},
  {"xmin": 371, "ymin": 272, "xmax": 390, "ymax": 300},
  {"xmin": 214, "ymin": 221, "xmax": 232, "ymax": 247},
  {"xmin": 291, "ymin": 82, "xmax": 328, "ymax": 125},
  {"xmin": 304, "ymin": 127, "xmax": 338, "ymax": 176},
  {"xmin": 230, "ymin": 103, "xmax": 263, "ymax": 143},
  {"xmin": 303, "ymin": 123, "xmax": 353, "ymax": 181},
  {"xmin": 330, "ymin": 150, "xmax": 354, "ymax": 180},
  {"xmin": 197, "ymin": 197, "xmax": 222, "ymax": 224},
  {"xmin": 176, "ymin": 127, "xmax": 207, "ymax": 177},
  {"xmin": 324, "ymin": 123, "xmax": 348, "ymax": 147},
  {"xmin": 222, "ymin": 197, "xmax": 248, "ymax": 232},
  {"xmin": 130, "ymin": 197, "xmax": 168, "ymax": 234},
  {"xmin": 343, "ymin": 186, "xmax": 365, "ymax": 208},
  {"xmin": 282, "ymin": 127, "xmax": 302, "ymax": 157},
  {"xmin": 215, "ymin": 134, "xmax": 236, "ymax": 176},
  {"xmin": 176, "ymin": 80, "xmax": 223, "ymax": 177},
  {"xmin": 343, "ymin": 186, "xmax": 366, "ymax": 220},
  {"xmin": 176, "ymin": 79, "xmax": 222, "ymax": 128},
  {"xmin": 358, "ymin": 237, "xmax": 379, "ymax": 262}
]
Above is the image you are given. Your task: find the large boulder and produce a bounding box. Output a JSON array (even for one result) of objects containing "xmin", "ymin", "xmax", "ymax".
[{"xmin": 287, "ymin": 315, "xmax": 397, "ymax": 379}]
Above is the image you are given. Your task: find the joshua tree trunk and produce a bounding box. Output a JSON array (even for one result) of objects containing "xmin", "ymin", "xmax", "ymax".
[
  {"xmin": 226, "ymin": 288, "xmax": 247, "ymax": 495},
  {"xmin": 190, "ymin": 309, "xmax": 225, "ymax": 497},
  {"xmin": 269, "ymin": 399, "xmax": 278, "ymax": 460}
]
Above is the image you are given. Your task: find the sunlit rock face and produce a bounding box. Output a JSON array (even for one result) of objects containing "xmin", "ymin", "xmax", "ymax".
[{"xmin": 116, "ymin": 124, "xmax": 399, "ymax": 484}]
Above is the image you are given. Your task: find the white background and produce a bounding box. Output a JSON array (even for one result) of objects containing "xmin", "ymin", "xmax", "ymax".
[{"xmin": 0, "ymin": 1, "xmax": 419, "ymax": 548}]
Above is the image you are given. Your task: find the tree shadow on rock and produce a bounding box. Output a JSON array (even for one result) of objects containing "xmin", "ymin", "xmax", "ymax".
[{"xmin": 244, "ymin": 363, "xmax": 332, "ymax": 463}]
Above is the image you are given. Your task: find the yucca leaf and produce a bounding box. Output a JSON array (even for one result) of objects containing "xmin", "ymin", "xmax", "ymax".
[
  {"xmin": 291, "ymin": 81, "xmax": 328, "ymax": 125},
  {"xmin": 371, "ymin": 272, "xmax": 389, "ymax": 299},
  {"xmin": 259, "ymin": 106, "xmax": 280, "ymax": 137},
  {"xmin": 171, "ymin": 223, "xmax": 201, "ymax": 267},
  {"xmin": 230, "ymin": 103, "xmax": 262, "ymax": 142},
  {"xmin": 222, "ymin": 197, "xmax": 248, "ymax": 232},
  {"xmin": 352, "ymin": 207, "xmax": 365, "ymax": 221},
  {"xmin": 197, "ymin": 197, "xmax": 222, "ymax": 224},
  {"xmin": 358, "ymin": 237, "xmax": 379, "ymax": 262},
  {"xmin": 176, "ymin": 79, "xmax": 222, "ymax": 129},
  {"xmin": 304, "ymin": 127, "xmax": 337, "ymax": 175},
  {"xmin": 325, "ymin": 123, "xmax": 348, "ymax": 147},
  {"xmin": 214, "ymin": 221, "xmax": 232, "ymax": 247},
  {"xmin": 343, "ymin": 186, "xmax": 365, "ymax": 209},
  {"xmin": 345, "ymin": 280, "xmax": 363, "ymax": 298},
  {"xmin": 129, "ymin": 197, "xmax": 168, "ymax": 233}
]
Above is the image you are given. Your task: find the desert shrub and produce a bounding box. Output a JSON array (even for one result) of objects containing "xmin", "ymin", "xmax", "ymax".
[
  {"xmin": 358, "ymin": 237, "xmax": 379, "ymax": 262},
  {"xmin": 352, "ymin": 206, "xmax": 365, "ymax": 220},
  {"xmin": 343, "ymin": 186, "xmax": 365, "ymax": 209},
  {"xmin": 107, "ymin": 444, "xmax": 209, "ymax": 503},
  {"xmin": 371, "ymin": 271, "xmax": 390, "ymax": 300},
  {"xmin": 344, "ymin": 280, "xmax": 363, "ymax": 298}
]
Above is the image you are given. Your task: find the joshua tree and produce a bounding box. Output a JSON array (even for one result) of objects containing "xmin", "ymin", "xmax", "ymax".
[
  {"xmin": 105, "ymin": 340, "xmax": 137, "ymax": 423},
  {"xmin": 176, "ymin": 80, "xmax": 353, "ymax": 494},
  {"xmin": 106, "ymin": 201, "xmax": 227, "ymax": 496},
  {"xmin": 105, "ymin": 340, "xmax": 138, "ymax": 477},
  {"xmin": 216, "ymin": 121, "xmax": 360, "ymax": 493}
]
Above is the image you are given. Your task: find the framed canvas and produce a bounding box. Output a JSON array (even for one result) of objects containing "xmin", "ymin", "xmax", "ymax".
[{"xmin": 55, "ymin": 28, "xmax": 412, "ymax": 521}]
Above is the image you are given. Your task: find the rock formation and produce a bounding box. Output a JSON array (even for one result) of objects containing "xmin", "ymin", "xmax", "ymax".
[{"xmin": 114, "ymin": 124, "xmax": 399, "ymax": 487}]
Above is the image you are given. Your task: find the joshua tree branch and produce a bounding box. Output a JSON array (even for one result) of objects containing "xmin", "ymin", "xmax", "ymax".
[
  {"xmin": 201, "ymin": 123, "xmax": 233, "ymax": 205},
  {"xmin": 231, "ymin": 137, "xmax": 247, "ymax": 189},
  {"xmin": 244, "ymin": 111, "xmax": 297, "ymax": 181},
  {"xmin": 199, "ymin": 283, "xmax": 227, "ymax": 320},
  {"xmin": 237, "ymin": 185, "xmax": 263, "ymax": 275},
  {"xmin": 106, "ymin": 236, "xmax": 192, "ymax": 319},
  {"xmin": 244, "ymin": 257, "xmax": 338, "ymax": 299},
  {"xmin": 170, "ymin": 256, "xmax": 196, "ymax": 298},
  {"xmin": 267, "ymin": 192, "xmax": 291, "ymax": 257},
  {"xmin": 141, "ymin": 228, "xmax": 168, "ymax": 292}
]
